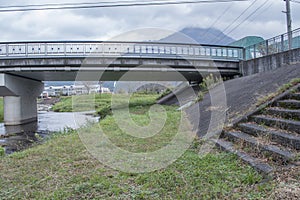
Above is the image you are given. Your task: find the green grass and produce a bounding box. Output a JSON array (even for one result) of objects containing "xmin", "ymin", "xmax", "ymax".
[
  {"xmin": 0, "ymin": 94, "xmax": 275, "ymax": 199},
  {"xmin": 52, "ymin": 93, "xmax": 159, "ymax": 119},
  {"xmin": 0, "ymin": 135, "xmax": 273, "ymax": 199},
  {"xmin": 0, "ymin": 133, "xmax": 273, "ymax": 199},
  {"xmin": 98, "ymin": 105, "xmax": 180, "ymax": 153},
  {"xmin": 0, "ymin": 146, "xmax": 4, "ymax": 156}
]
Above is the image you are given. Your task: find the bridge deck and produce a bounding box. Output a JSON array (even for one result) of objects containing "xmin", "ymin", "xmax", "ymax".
[{"xmin": 0, "ymin": 41, "xmax": 242, "ymax": 81}]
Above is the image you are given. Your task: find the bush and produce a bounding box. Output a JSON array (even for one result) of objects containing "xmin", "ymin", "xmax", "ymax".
[
  {"xmin": 0, "ymin": 147, "xmax": 5, "ymax": 156},
  {"xmin": 196, "ymin": 91, "xmax": 204, "ymax": 102},
  {"xmin": 199, "ymin": 74, "xmax": 223, "ymax": 92},
  {"xmin": 195, "ymin": 74, "xmax": 223, "ymax": 103},
  {"xmin": 97, "ymin": 105, "xmax": 112, "ymax": 119}
]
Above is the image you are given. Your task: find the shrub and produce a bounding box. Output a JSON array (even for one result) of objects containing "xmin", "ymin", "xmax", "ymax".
[
  {"xmin": 97, "ymin": 105, "xmax": 112, "ymax": 119},
  {"xmin": 199, "ymin": 74, "xmax": 223, "ymax": 92},
  {"xmin": 196, "ymin": 74, "xmax": 223, "ymax": 102},
  {"xmin": 0, "ymin": 147, "xmax": 5, "ymax": 156}
]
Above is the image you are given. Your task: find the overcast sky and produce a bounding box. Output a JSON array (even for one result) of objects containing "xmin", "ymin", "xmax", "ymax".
[{"xmin": 0, "ymin": 0, "xmax": 299, "ymax": 42}]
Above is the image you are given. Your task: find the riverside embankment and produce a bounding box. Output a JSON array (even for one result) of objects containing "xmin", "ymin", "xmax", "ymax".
[
  {"xmin": 0, "ymin": 93, "xmax": 273, "ymax": 199},
  {"xmin": 1, "ymin": 63, "xmax": 300, "ymax": 199}
]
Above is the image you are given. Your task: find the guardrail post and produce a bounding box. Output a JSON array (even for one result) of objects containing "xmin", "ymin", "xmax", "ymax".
[
  {"xmin": 296, "ymin": 32, "xmax": 300, "ymax": 49},
  {"xmin": 6, "ymin": 44, "xmax": 9, "ymax": 57},
  {"xmin": 281, "ymin": 34, "xmax": 285, "ymax": 52},
  {"xmin": 25, "ymin": 43, "xmax": 28, "ymax": 57},
  {"xmin": 242, "ymin": 48, "xmax": 246, "ymax": 60},
  {"xmin": 226, "ymin": 48, "xmax": 228, "ymax": 59},
  {"xmin": 45, "ymin": 43, "xmax": 48, "ymax": 55},
  {"xmin": 266, "ymin": 40, "xmax": 269, "ymax": 55},
  {"xmin": 64, "ymin": 43, "xmax": 66, "ymax": 56}
]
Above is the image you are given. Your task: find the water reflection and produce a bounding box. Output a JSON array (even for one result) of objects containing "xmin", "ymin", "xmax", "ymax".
[
  {"xmin": 0, "ymin": 123, "xmax": 46, "ymax": 154},
  {"xmin": 0, "ymin": 111, "xmax": 98, "ymax": 154}
]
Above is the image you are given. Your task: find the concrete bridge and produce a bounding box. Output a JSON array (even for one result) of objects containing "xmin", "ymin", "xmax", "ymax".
[
  {"xmin": 0, "ymin": 41, "xmax": 242, "ymax": 125},
  {"xmin": 0, "ymin": 41, "xmax": 242, "ymax": 81},
  {"xmin": 0, "ymin": 36, "xmax": 299, "ymax": 126}
]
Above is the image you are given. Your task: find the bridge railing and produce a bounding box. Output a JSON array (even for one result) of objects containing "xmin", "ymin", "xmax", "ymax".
[
  {"xmin": 0, "ymin": 41, "xmax": 243, "ymax": 62},
  {"xmin": 244, "ymin": 28, "xmax": 300, "ymax": 60}
]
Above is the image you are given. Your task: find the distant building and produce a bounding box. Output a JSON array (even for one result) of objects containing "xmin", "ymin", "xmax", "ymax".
[
  {"xmin": 229, "ymin": 36, "xmax": 265, "ymax": 48},
  {"xmin": 41, "ymin": 84, "xmax": 111, "ymax": 98},
  {"xmin": 229, "ymin": 36, "xmax": 265, "ymax": 59}
]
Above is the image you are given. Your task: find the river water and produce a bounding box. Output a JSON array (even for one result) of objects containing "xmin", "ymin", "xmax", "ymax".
[{"xmin": 0, "ymin": 111, "xmax": 98, "ymax": 154}]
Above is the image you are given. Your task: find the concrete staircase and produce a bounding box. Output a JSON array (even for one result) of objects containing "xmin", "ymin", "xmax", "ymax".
[{"xmin": 215, "ymin": 84, "xmax": 300, "ymax": 175}]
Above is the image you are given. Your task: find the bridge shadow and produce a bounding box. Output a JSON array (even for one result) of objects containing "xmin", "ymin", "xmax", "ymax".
[{"xmin": 0, "ymin": 122, "xmax": 49, "ymax": 154}]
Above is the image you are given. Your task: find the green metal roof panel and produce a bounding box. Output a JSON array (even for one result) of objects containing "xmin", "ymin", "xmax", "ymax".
[{"xmin": 229, "ymin": 36, "xmax": 265, "ymax": 48}]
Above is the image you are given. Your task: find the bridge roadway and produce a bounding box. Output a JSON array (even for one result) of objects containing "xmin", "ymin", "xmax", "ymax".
[
  {"xmin": 0, "ymin": 41, "xmax": 242, "ymax": 126},
  {"xmin": 0, "ymin": 41, "xmax": 242, "ymax": 81}
]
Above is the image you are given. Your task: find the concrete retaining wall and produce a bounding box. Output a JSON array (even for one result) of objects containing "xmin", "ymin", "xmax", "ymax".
[{"xmin": 241, "ymin": 48, "xmax": 300, "ymax": 76}]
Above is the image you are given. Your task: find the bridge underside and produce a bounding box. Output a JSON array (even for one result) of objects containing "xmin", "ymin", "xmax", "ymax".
[
  {"xmin": 0, "ymin": 56, "xmax": 239, "ymax": 125},
  {"xmin": 0, "ymin": 57, "xmax": 240, "ymax": 81},
  {"xmin": 7, "ymin": 70, "xmax": 238, "ymax": 82}
]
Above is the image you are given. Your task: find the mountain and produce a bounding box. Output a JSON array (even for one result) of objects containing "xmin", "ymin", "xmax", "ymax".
[{"xmin": 160, "ymin": 27, "xmax": 235, "ymax": 45}]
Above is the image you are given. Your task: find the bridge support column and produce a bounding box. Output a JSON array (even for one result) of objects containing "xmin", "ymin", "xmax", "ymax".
[{"xmin": 0, "ymin": 74, "xmax": 43, "ymax": 125}]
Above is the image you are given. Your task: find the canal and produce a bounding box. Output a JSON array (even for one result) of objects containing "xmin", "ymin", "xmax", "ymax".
[{"xmin": 0, "ymin": 111, "xmax": 98, "ymax": 154}]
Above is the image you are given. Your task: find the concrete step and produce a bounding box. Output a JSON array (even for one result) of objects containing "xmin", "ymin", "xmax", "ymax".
[
  {"xmin": 265, "ymin": 107, "xmax": 300, "ymax": 120},
  {"xmin": 224, "ymin": 131, "xmax": 296, "ymax": 162},
  {"xmin": 252, "ymin": 115, "xmax": 300, "ymax": 134},
  {"xmin": 214, "ymin": 138, "xmax": 273, "ymax": 175},
  {"xmin": 277, "ymin": 100, "xmax": 300, "ymax": 109},
  {"xmin": 238, "ymin": 123, "xmax": 300, "ymax": 150},
  {"xmin": 286, "ymin": 93, "xmax": 300, "ymax": 101}
]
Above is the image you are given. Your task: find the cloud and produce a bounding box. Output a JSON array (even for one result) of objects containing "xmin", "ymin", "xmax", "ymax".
[{"xmin": 0, "ymin": 0, "xmax": 299, "ymax": 42}]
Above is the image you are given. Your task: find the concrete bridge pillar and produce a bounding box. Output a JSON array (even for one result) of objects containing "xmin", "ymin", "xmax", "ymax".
[{"xmin": 0, "ymin": 74, "xmax": 43, "ymax": 125}]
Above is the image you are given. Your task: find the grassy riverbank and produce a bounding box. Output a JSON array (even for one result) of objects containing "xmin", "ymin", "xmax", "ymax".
[
  {"xmin": 51, "ymin": 93, "xmax": 159, "ymax": 118},
  {"xmin": 0, "ymin": 94, "xmax": 274, "ymax": 199}
]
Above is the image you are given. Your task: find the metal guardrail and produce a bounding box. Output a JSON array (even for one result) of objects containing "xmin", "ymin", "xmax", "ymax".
[
  {"xmin": 244, "ymin": 28, "xmax": 300, "ymax": 60},
  {"xmin": 0, "ymin": 41, "xmax": 243, "ymax": 61},
  {"xmin": 1, "ymin": 28, "xmax": 300, "ymax": 63}
]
